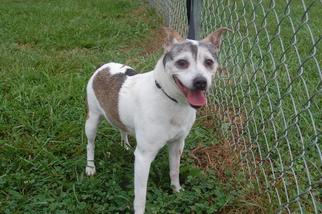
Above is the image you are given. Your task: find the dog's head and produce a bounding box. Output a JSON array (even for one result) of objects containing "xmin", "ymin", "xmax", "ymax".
[{"xmin": 162, "ymin": 27, "xmax": 231, "ymax": 108}]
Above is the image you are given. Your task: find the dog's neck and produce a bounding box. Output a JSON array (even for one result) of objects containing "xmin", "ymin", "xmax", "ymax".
[{"xmin": 153, "ymin": 56, "xmax": 187, "ymax": 105}]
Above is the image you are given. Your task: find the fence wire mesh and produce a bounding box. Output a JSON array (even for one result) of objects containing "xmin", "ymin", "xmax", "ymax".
[{"xmin": 149, "ymin": 0, "xmax": 321, "ymax": 213}]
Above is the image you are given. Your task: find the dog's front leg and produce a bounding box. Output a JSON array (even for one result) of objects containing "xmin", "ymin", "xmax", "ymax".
[
  {"xmin": 168, "ymin": 139, "xmax": 185, "ymax": 192},
  {"xmin": 133, "ymin": 146, "xmax": 159, "ymax": 214}
]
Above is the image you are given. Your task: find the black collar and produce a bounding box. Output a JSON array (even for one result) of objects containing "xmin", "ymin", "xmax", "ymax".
[{"xmin": 155, "ymin": 80, "xmax": 178, "ymax": 103}]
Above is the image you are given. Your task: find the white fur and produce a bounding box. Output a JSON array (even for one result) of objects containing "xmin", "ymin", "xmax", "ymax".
[
  {"xmin": 119, "ymin": 60, "xmax": 196, "ymax": 213},
  {"xmin": 97, "ymin": 62, "xmax": 132, "ymax": 75},
  {"xmin": 83, "ymin": 24, "xmax": 232, "ymax": 213},
  {"xmin": 85, "ymin": 40, "xmax": 218, "ymax": 213},
  {"xmin": 85, "ymin": 63, "xmax": 134, "ymax": 175}
]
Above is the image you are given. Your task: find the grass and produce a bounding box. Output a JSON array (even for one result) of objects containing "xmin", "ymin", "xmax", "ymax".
[
  {"xmin": 0, "ymin": 0, "xmax": 234, "ymax": 213},
  {"xmin": 1, "ymin": 0, "xmax": 320, "ymax": 213}
]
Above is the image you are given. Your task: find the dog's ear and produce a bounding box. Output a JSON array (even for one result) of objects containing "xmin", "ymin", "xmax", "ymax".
[
  {"xmin": 163, "ymin": 27, "xmax": 184, "ymax": 51},
  {"xmin": 201, "ymin": 27, "xmax": 232, "ymax": 52}
]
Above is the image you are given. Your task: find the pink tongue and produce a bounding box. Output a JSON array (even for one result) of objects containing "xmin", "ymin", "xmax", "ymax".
[{"xmin": 187, "ymin": 90, "xmax": 207, "ymax": 107}]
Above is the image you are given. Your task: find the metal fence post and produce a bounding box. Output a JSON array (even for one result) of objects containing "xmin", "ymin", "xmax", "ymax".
[{"xmin": 187, "ymin": 0, "xmax": 201, "ymax": 40}]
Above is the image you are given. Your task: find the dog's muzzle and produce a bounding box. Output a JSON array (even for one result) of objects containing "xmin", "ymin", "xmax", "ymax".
[
  {"xmin": 193, "ymin": 76, "xmax": 207, "ymax": 90},
  {"xmin": 173, "ymin": 75, "xmax": 207, "ymax": 108}
]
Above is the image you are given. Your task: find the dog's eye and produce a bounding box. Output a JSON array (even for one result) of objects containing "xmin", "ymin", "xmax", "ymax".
[
  {"xmin": 204, "ymin": 59, "xmax": 214, "ymax": 67},
  {"xmin": 175, "ymin": 59, "xmax": 189, "ymax": 69}
]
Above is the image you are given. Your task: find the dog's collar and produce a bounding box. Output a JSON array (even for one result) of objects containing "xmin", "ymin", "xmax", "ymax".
[{"xmin": 155, "ymin": 80, "xmax": 178, "ymax": 103}]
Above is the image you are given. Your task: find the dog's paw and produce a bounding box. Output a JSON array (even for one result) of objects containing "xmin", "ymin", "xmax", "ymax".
[
  {"xmin": 171, "ymin": 184, "xmax": 183, "ymax": 193},
  {"xmin": 85, "ymin": 165, "xmax": 96, "ymax": 176},
  {"xmin": 121, "ymin": 141, "xmax": 132, "ymax": 151}
]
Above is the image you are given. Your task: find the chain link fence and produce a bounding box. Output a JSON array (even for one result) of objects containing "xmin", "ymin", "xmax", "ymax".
[{"xmin": 149, "ymin": 0, "xmax": 321, "ymax": 213}]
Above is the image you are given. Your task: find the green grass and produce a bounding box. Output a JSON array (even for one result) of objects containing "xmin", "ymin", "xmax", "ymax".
[{"xmin": 0, "ymin": 0, "xmax": 232, "ymax": 213}]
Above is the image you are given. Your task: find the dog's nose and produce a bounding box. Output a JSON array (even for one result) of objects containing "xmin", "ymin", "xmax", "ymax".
[{"xmin": 193, "ymin": 76, "xmax": 207, "ymax": 90}]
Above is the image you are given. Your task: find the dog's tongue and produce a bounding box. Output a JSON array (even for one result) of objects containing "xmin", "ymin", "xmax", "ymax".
[
  {"xmin": 174, "ymin": 77, "xmax": 207, "ymax": 107},
  {"xmin": 187, "ymin": 90, "xmax": 207, "ymax": 107}
]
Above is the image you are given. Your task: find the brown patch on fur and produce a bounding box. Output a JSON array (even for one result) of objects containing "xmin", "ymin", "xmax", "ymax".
[{"xmin": 93, "ymin": 68, "xmax": 127, "ymax": 131}]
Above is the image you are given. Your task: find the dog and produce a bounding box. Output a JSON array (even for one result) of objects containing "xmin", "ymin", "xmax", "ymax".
[{"xmin": 84, "ymin": 27, "xmax": 231, "ymax": 214}]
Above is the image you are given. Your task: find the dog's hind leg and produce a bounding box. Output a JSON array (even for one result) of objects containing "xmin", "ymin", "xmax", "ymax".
[
  {"xmin": 120, "ymin": 130, "xmax": 131, "ymax": 150},
  {"xmin": 168, "ymin": 139, "xmax": 185, "ymax": 192},
  {"xmin": 85, "ymin": 111, "xmax": 101, "ymax": 176}
]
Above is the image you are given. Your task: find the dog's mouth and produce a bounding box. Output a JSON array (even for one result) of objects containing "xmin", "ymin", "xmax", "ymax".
[{"xmin": 173, "ymin": 76, "xmax": 207, "ymax": 108}]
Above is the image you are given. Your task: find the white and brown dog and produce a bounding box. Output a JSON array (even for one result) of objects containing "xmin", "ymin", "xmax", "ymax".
[{"xmin": 85, "ymin": 27, "xmax": 231, "ymax": 214}]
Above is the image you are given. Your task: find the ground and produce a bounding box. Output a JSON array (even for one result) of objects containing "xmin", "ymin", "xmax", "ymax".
[{"xmin": 0, "ymin": 0, "xmax": 240, "ymax": 213}]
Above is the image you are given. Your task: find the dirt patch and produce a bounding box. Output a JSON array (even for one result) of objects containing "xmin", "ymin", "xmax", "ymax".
[
  {"xmin": 199, "ymin": 104, "xmax": 266, "ymax": 181},
  {"xmin": 122, "ymin": 27, "xmax": 165, "ymax": 58},
  {"xmin": 15, "ymin": 42, "xmax": 34, "ymax": 50},
  {"xmin": 192, "ymin": 104, "xmax": 247, "ymax": 181},
  {"xmin": 198, "ymin": 104, "xmax": 247, "ymax": 145},
  {"xmin": 139, "ymin": 27, "xmax": 166, "ymax": 55},
  {"xmin": 132, "ymin": 6, "xmax": 146, "ymax": 16},
  {"xmin": 123, "ymin": 27, "xmax": 166, "ymax": 66},
  {"xmin": 218, "ymin": 191, "xmax": 267, "ymax": 214},
  {"xmin": 216, "ymin": 66, "xmax": 234, "ymax": 86},
  {"xmin": 192, "ymin": 104, "xmax": 271, "ymax": 212},
  {"xmin": 190, "ymin": 140, "xmax": 242, "ymax": 182}
]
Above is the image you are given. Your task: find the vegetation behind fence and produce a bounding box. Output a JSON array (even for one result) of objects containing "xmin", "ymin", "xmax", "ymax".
[{"xmin": 149, "ymin": 0, "xmax": 322, "ymax": 213}]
